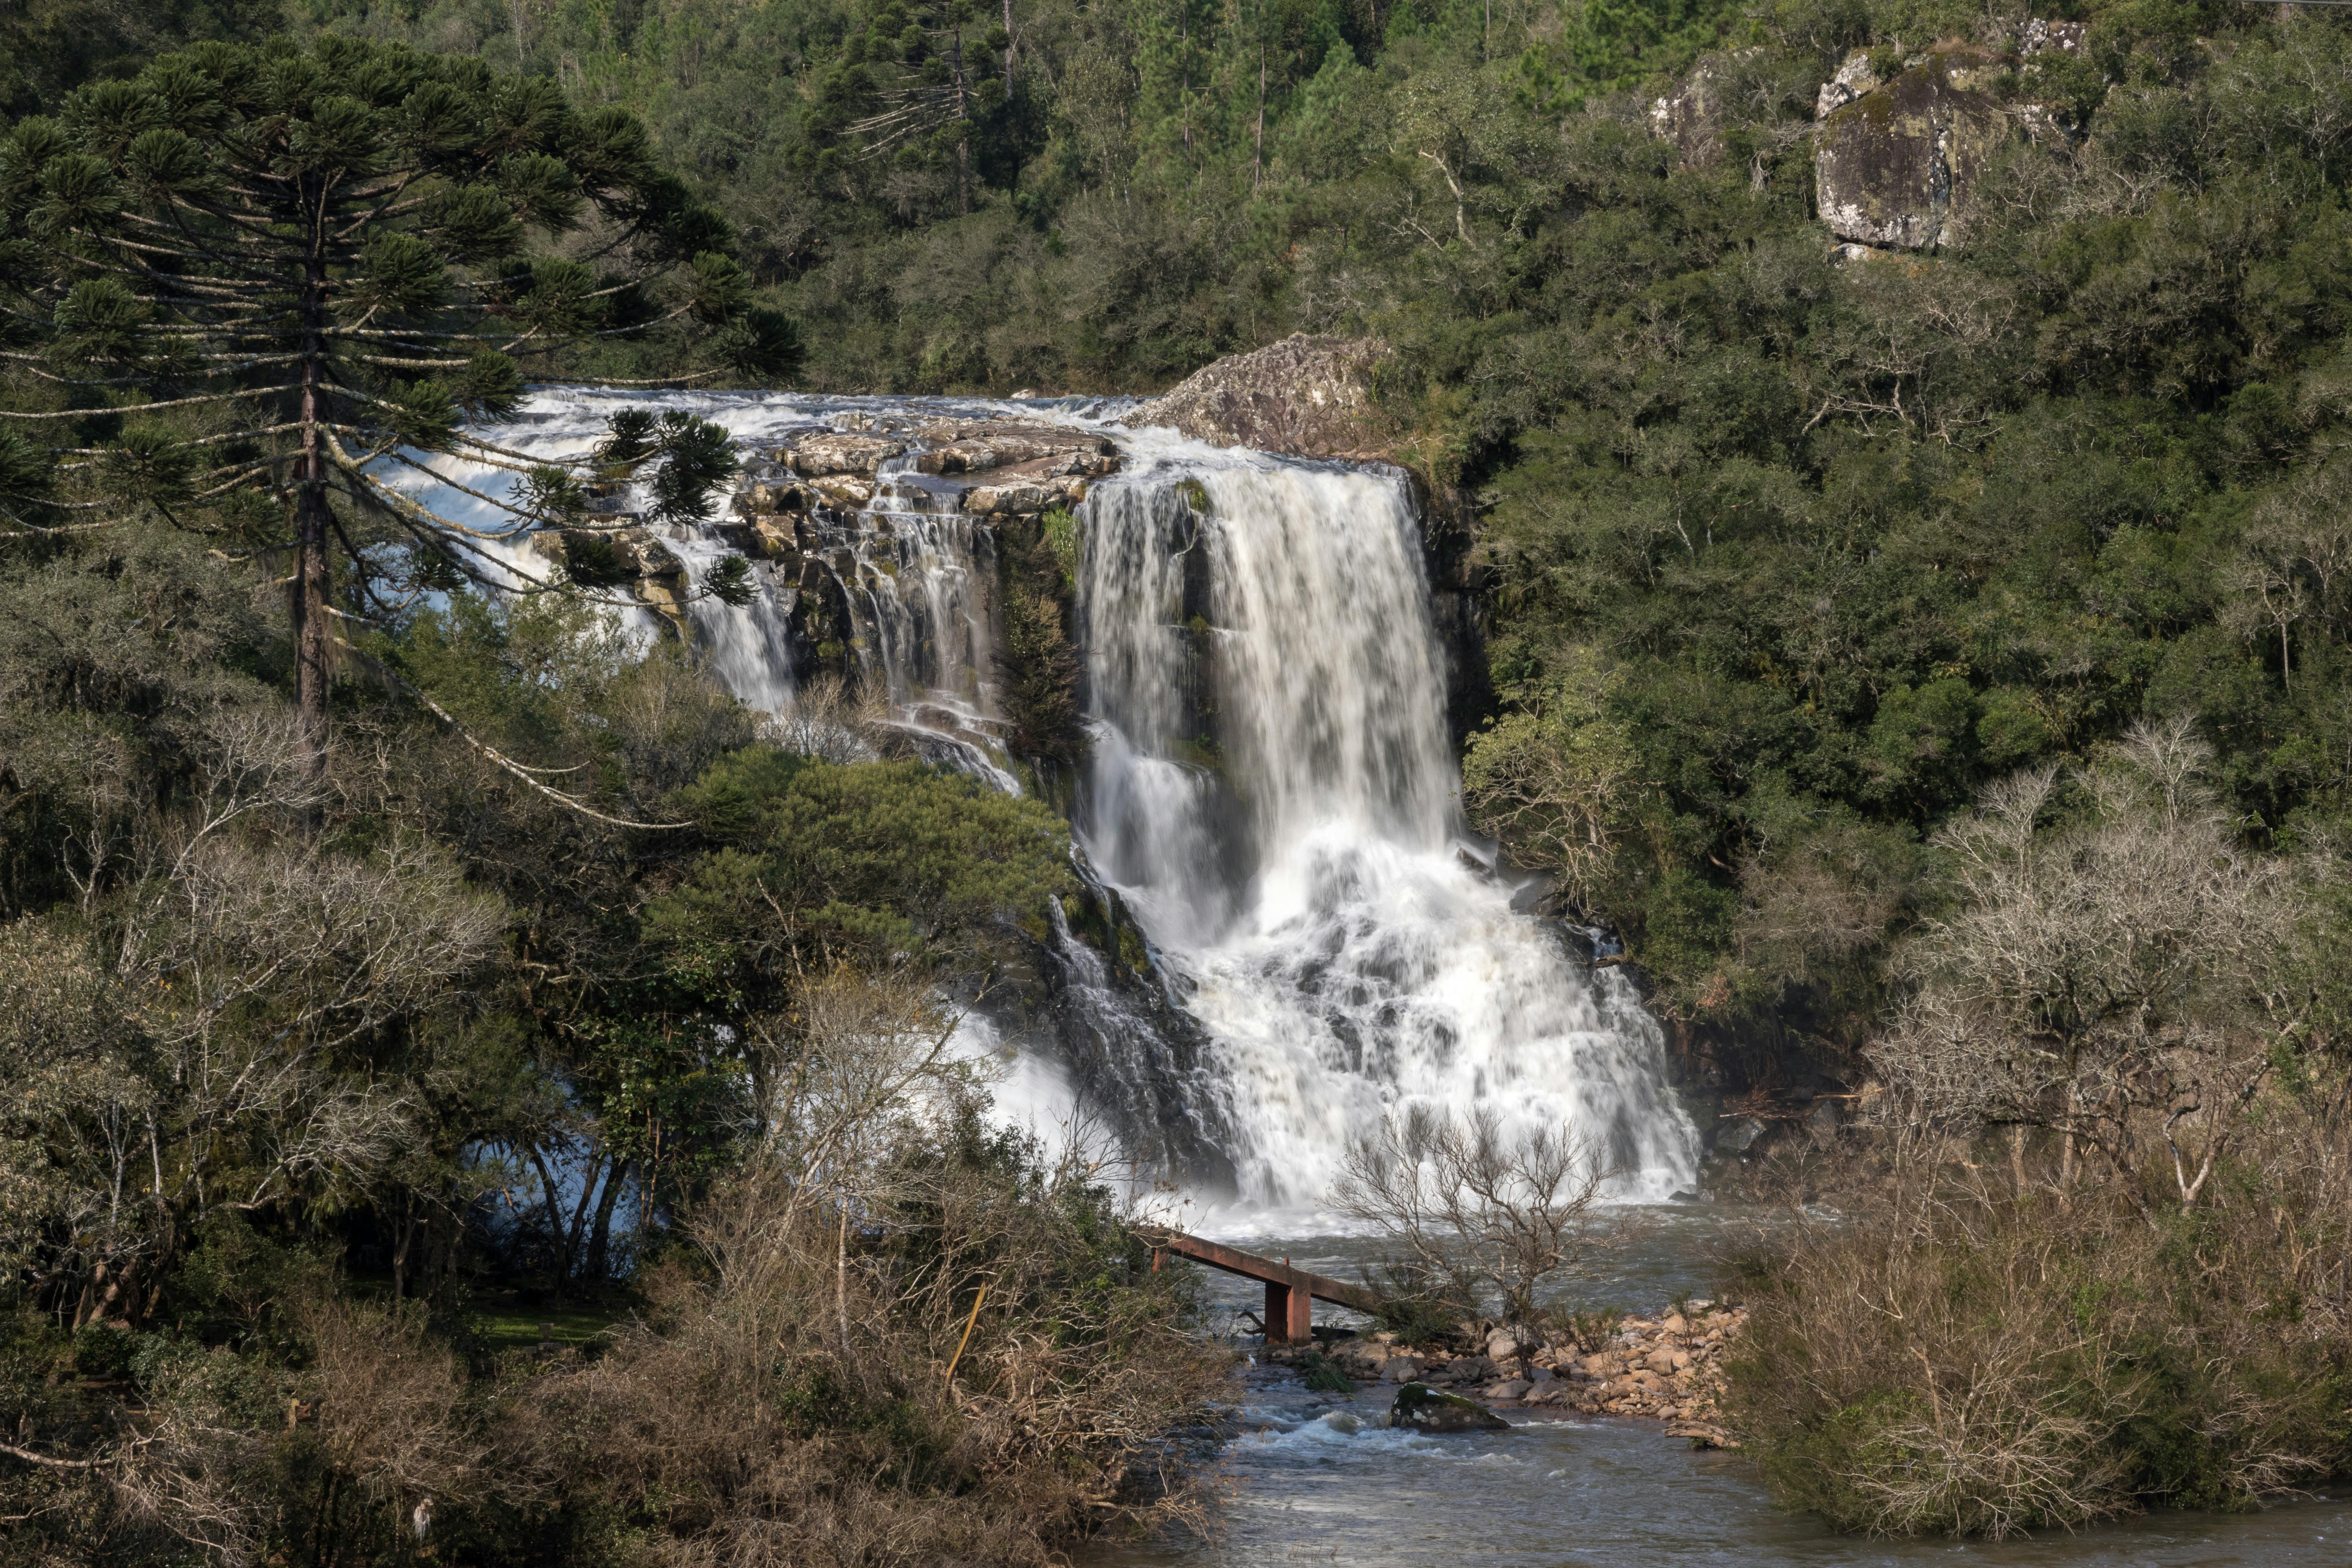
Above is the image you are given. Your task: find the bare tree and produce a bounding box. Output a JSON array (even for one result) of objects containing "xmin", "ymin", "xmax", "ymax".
[
  {"xmin": 1331, "ymin": 1105, "xmax": 1620, "ymax": 1332},
  {"xmin": 759, "ymin": 670, "xmax": 890, "ymax": 765},
  {"xmin": 1868, "ymin": 717, "xmax": 2318, "ymax": 1217},
  {"xmin": 3, "ymin": 772, "xmax": 500, "ymax": 1326}
]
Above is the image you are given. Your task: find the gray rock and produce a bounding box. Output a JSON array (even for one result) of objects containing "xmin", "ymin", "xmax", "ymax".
[
  {"xmin": 1716, "ymin": 1117, "xmax": 1770, "ymax": 1155},
  {"xmin": 1128, "ymin": 334, "xmax": 1395, "ymax": 458},
  {"xmin": 1391, "ymin": 1383, "xmax": 1510, "ymax": 1434},
  {"xmin": 1649, "ymin": 56, "xmax": 1731, "ymax": 170},
  {"xmin": 1805, "ymin": 1097, "xmax": 1845, "ymax": 1148},
  {"xmin": 2016, "ymin": 18, "xmax": 2087, "ymax": 57},
  {"xmin": 1815, "ymin": 50, "xmax": 2005, "ymax": 250},
  {"xmin": 1483, "ymin": 1379, "xmax": 1533, "ymax": 1401},
  {"xmin": 787, "ymin": 432, "xmax": 903, "ymax": 477},
  {"xmin": 911, "ymin": 421, "xmax": 1113, "ymax": 476},
  {"xmin": 1815, "ymin": 49, "xmax": 1880, "ymax": 121},
  {"xmin": 1817, "ymin": 51, "xmax": 2005, "ymax": 245}
]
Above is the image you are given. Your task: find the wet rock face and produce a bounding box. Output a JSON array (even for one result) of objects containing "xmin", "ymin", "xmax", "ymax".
[
  {"xmin": 1814, "ymin": 51, "xmax": 2004, "ymax": 250},
  {"xmin": 1129, "ymin": 333, "xmax": 1395, "ymax": 459}
]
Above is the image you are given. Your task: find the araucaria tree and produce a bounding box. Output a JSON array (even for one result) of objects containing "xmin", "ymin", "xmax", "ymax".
[{"xmin": 0, "ymin": 36, "xmax": 797, "ymax": 774}]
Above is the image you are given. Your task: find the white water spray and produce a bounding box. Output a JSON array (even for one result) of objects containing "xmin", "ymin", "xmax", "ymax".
[{"xmin": 1079, "ymin": 435, "xmax": 1699, "ymax": 1211}]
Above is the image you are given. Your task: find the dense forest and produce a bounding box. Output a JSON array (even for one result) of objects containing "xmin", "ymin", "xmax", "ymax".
[
  {"xmin": 5, "ymin": 0, "xmax": 2352, "ymax": 1557},
  {"xmin": 198, "ymin": 0, "xmax": 2352, "ymax": 1075}
]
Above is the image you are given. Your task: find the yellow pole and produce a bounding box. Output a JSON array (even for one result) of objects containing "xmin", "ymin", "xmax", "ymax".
[{"xmin": 944, "ymin": 1283, "xmax": 989, "ymax": 1392}]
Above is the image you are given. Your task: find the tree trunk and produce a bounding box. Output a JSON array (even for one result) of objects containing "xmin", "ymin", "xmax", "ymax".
[
  {"xmin": 1002, "ymin": 0, "xmax": 1016, "ymax": 86},
  {"xmin": 1252, "ymin": 47, "xmax": 1266, "ymax": 194},
  {"xmin": 391, "ymin": 1196, "xmax": 417, "ymax": 1301},
  {"xmin": 953, "ymin": 24, "xmax": 972, "ymax": 215},
  {"xmin": 294, "ymin": 245, "xmax": 332, "ymax": 781},
  {"xmin": 584, "ymin": 1157, "xmax": 631, "ymax": 1286},
  {"xmin": 527, "ymin": 1143, "xmax": 576, "ymax": 1297},
  {"xmin": 1180, "ymin": 1, "xmax": 1190, "ymax": 151},
  {"xmin": 560, "ymin": 1149, "xmax": 603, "ymax": 1295}
]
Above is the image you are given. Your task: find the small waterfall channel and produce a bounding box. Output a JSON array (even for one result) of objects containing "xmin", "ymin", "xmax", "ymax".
[{"xmin": 406, "ymin": 389, "xmax": 1698, "ymax": 1219}]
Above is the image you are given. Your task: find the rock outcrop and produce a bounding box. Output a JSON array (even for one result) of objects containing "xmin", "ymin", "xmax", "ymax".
[
  {"xmin": 1814, "ymin": 50, "xmax": 2004, "ymax": 250},
  {"xmin": 1128, "ymin": 333, "xmax": 1395, "ymax": 459},
  {"xmin": 1649, "ymin": 55, "xmax": 1737, "ymax": 170},
  {"xmin": 786, "ymin": 431, "xmax": 903, "ymax": 477},
  {"xmin": 1814, "ymin": 49, "xmax": 1881, "ymax": 121}
]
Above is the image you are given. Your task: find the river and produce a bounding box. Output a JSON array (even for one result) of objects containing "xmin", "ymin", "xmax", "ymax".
[{"xmin": 1084, "ymin": 1215, "xmax": 2352, "ymax": 1568}]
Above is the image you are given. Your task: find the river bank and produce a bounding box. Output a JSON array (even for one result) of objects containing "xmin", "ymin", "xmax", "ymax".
[
  {"xmin": 1093, "ymin": 1213, "xmax": 2352, "ymax": 1568},
  {"xmin": 1092, "ymin": 1367, "xmax": 2352, "ymax": 1568}
]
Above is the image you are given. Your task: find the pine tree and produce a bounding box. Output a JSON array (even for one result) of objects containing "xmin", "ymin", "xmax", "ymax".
[
  {"xmin": 0, "ymin": 36, "xmax": 797, "ymax": 780},
  {"xmin": 842, "ymin": 0, "xmax": 1007, "ymax": 215}
]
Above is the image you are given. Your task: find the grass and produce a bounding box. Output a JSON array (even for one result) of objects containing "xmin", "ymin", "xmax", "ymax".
[{"xmin": 473, "ymin": 1298, "xmax": 629, "ymax": 1354}]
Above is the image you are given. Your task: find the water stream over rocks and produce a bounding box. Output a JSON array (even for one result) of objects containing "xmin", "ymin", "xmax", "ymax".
[
  {"xmin": 1088, "ymin": 1219, "xmax": 2352, "ymax": 1568},
  {"xmin": 419, "ymin": 387, "xmax": 1697, "ymax": 1218}
]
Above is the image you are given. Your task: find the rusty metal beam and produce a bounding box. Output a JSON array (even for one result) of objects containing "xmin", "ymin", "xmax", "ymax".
[{"xmin": 1136, "ymin": 1226, "xmax": 1387, "ymax": 1321}]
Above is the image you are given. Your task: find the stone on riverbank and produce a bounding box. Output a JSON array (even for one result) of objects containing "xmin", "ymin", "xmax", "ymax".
[{"xmin": 1340, "ymin": 1299, "xmax": 1750, "ymax": 1445}]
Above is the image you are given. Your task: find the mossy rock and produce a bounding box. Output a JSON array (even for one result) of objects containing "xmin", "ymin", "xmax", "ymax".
[
  {"xmin": 1390, "ymin": 1382, "xmax": 1508, "ymax": 1434},
  {"xmin": 1815, "ymin": 51, "xmax": 2004, "ymax": 250}
]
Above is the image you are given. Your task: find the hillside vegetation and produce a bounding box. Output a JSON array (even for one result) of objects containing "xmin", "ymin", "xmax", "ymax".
[
  {"xmin": 5, "ymin": 0, "xmax": 2352, "ymax": 1549},
  {"xmin": 222, "ymin": 0, "xmax": 2352, "ymax": 1072}
]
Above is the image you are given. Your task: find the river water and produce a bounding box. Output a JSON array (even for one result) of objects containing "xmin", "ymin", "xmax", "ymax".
[{"xmin": 1087, "ymin": 1214, "xmax": 2352, "ymax": 1568}]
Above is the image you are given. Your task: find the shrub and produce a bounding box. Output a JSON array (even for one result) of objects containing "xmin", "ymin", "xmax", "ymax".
[{"xmin": 1723, "ymin": 1125, "xmax": 2352, "ymax": 1537}]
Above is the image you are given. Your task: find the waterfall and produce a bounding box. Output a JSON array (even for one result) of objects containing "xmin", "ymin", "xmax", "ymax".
[
  {"xmin": 410, "ymin": 390, "xmax": 1699, "ymax": 1216},
  {"xmin": 1077, "ymin": 437, "xmax": 1699, "ymax": 1211}
]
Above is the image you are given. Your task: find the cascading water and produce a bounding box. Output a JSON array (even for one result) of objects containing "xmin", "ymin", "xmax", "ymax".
[
  {"xmin": 407, "ymin": 388, "xmax": 1698, "ymax": 1216},
  {"xmin": 1077, "ymin": 438, "xmax": 1698, "ymax": 1212}
]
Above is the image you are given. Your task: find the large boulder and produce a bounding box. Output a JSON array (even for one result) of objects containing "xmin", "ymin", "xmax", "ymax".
[
  {"xmin": 1127, "ymin": 334, "xmax": 1395, "ymax": 459},
  {"xmin": 1814, "ymin": 50, "xmax": 2004, "ymax": 250},
  {"xmin": 1389, "ymin": 1383, "xmax": 1509, "ymax": 1434},
  {"xmin": 1649, "ymin": 56, "xmax": 1733, "ymax": 170}
]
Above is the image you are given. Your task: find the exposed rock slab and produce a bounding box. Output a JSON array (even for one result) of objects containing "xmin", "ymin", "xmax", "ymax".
[
  {"xmin": 1128, "ymin": 333, "xmax": 1395, "ymax": 458},
  {"xmin": 787, "ymin": 431, "xmax": 904, "ymax": 477},
  {"xmin": 911, "ymin": 420, "xmax": 1115, "ymax": 477},
  {"xmin": 1814, "ymin": 50, "xmax": 2004, "ymax": 250},
  {"xmin": 1650, "ymin": 53, "xmax": 1751, "ymax": 170}
]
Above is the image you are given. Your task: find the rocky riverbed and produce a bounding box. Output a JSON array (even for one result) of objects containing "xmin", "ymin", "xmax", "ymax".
[{"xmin": 1260, "ymin": 1299, "xmax": 1749, "ymax": 1449}]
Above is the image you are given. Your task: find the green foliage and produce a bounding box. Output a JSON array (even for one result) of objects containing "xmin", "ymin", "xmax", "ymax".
[
  {"xmin": 649, "ymin": 749, "xmax": 1074, "ymax": 998},
  {"xmin": 999, "ymin": 584, "xmax": 1085, "ymax": 762},
  {"xmin": 1726, "ymin": 1153, "xmax": 2352, "ymax": 1537},
  {"xmin": 1298, "ymin": 1347, "xmax": 1358, "ymax": 1392}
]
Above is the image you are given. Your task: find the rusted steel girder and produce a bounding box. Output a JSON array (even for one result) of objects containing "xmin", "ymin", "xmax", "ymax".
[{"xmin": 1135, "ymin": 1226, "xmax": 1385, "ymax": 1343}]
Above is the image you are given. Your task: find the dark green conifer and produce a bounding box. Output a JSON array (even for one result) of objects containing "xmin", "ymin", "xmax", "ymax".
[{"xmin": 0, "ymin": 36, "xmax": 800, "ymax": 773}]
